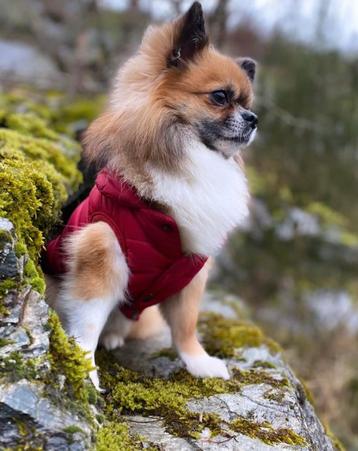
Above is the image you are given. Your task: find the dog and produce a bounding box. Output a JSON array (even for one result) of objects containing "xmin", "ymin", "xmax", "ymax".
[{"xmin": 43, "ymin": 1, "xmax": 258, "ymax": 390}]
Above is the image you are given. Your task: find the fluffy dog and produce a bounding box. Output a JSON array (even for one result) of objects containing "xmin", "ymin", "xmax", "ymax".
[{"xmin": 43, "ymin": 1, "xmax": 258, "ymax": 390}]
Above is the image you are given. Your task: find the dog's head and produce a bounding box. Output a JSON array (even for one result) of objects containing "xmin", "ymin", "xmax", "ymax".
[
  {"xmin": 161, "ymin": 1, "xmax": 257, "ymax": 158},
  {"xmin": 84, "ymin": 2, "xmax": 257, "ymax": 172}
]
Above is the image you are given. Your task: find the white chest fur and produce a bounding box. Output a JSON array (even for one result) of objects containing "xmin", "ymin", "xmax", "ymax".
[{"xmin": 148, "ymin": 143, "xmax": 250, "ymax": 256}]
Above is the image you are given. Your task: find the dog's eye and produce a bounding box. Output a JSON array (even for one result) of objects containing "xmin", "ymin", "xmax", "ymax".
[{"xmin": 210, "ymin": 90, "xmax": 228, "ymax": 106}]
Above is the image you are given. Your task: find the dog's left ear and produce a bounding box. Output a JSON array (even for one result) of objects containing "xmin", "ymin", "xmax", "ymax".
[
  {"xmin": 168, "ymin": 2, "xmax": 208, "ymax": 68},
  {"xmin": 237, "ymin": 57, "xmax": 257, "ymax": 82}
]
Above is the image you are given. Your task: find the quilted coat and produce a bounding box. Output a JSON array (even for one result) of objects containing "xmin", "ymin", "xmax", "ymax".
[{"xmin": 42, "ymin": 169, "xmax": 208, "ymax": 320}]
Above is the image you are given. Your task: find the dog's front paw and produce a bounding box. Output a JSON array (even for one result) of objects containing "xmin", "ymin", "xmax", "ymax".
[{"xmin": 181, "ymin": 352, "xmax": 230, "ymax": 379}]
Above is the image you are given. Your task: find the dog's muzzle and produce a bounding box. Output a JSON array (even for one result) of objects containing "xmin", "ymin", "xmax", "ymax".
[{"xmin": 241, "ymin": 110, "xmax": 258, "ymax": 129}]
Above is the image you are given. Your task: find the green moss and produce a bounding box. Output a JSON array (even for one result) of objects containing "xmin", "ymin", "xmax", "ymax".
[
  {"xmin": 0, "ymin": 351, "xmax": 39, "ymax": 381},
  {"xmin": 0, "ymin": 88, "xmax": 104, "ymax": 138},
  {"xmin": 230, "ymin": 416, "xmax": 306, "ymax": 446},
  {"xmin": 47, "ymin": 310, "xmax": 93, "ymax": 402},
  {"xmin": 0, "ymin": 279, "xmax": 19, "ymax": 316},
  {"xmin": 0, "ymin": 302, "xmax": 9, "ymax": 317},
  {"xmin": 0, "ymin": 90, "xmax": 82, "ymax": 297},
  {"xmin": 5, "ymin": 112, "xmax": 59, "ymax": 141},
  {"xmin": 0, "ymin": 278, "xmax": 18, "ymax": 294},
  {"xmin": 199, "ymin": 312, "xmax": 281, "ymax": 358},
  {"xmin": 0, "ymin": 337, "xmax": 14, "ymax": 347},
  {"xmin": 14, "ymin": 418, "xmax": 29, "ymax": 437},
  {"xmin": 63, "ymin": 425, "xmax": 85, "ymax": 434},
  {"xmin": 301, "ymin": 380, "xmax": 316, "ymax": 406},
  {"xmin": 263, "ymin": 388, "xmax": 286, "ymax": 403},
  {"xmin": 252, "ymin": 360, "xmax": 276, "ymax": 369},
  {"xmin": 232, "ymin": 368, "xmax": 289, "ymax": 389},
  {"xmin": 14, "ymin": 242, "xmax": 27, "ymax": 257},
  {"xmin": 0, "ymin": 126, "xmax": 81, "ymax": 189},
  {"xmin": 54, "ymin": 97, "xmax": 105, "ymax": 134},
  {"xmin": 96, "ymin": 422, "xmax": 143, "ymax": 451},
  {"xmin": 0, "ymin": 94, "xmax": 84, "ymax": 400},
  {"xmin": 104, "ymin": 365, "xmax": 226, "ymax": 414},
  {"xmin": 0, "ymin": 135, "xmax": 73, "ymax": 289},
  {"xmin": 24, "ymin": 259, "xmax": 45, "ymax": 294},
  {"xmin": 0, "ymin": 228, "xmax": 12, "ymax": 246}
]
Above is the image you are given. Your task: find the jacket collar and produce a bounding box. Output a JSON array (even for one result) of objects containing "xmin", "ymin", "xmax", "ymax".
[{"xmin": 96, "ymin": 169, "xmax": 147, "ymax": 209}]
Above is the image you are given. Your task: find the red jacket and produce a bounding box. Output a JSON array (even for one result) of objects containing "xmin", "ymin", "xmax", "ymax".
[{"xmin": 42, "ymin": 169, "xmax": 208, "ymax": 320}]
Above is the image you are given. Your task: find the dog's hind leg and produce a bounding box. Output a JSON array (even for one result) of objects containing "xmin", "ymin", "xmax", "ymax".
[
  {"xmin": 100, "ymin": 304, "xmax": 167, "ymax": 350},
  {"xmin": 51, "ymin": 221, "xmax": 129, "ymax": 391},
  {"xmin": 100, "ymin": 308, "xmax": 133, "ymax": 351}
]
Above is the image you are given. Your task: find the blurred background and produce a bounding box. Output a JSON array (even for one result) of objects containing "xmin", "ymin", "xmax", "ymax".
[{"xmin": 0, "ymin": 0, "xmax": 357, "ymax": 448}]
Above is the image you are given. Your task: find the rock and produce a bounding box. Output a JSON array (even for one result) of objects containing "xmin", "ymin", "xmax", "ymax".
[
  {"xmin": 0, "ymin": 90, "xmax": 99, "ymax": 450},
  {"xmin": 1, "ymin": 216, "xmax": 335, "ymax": 450},
  {"xmin": 123, "ymin": 416, "xmax": 195, "ymax": 451},
  {"xmin": 0, "ymin": 90, "xmax": 341, "ymax": 450},
  {"xmin": 0, "ymin": 381, "xmax": 92, "ymax": 450},
  {"xmin": 0, "ymin": 221, "xmax": 338, "ymax": 451},
  {"xmin": 0, "ymin": 218, "xmax": 20, "ymax": 281},
  {"xmin": 0, "ymin": 219, "xmax": 94, "ymax": 450},
  {"xmin": 103, "ymin": 294, "xmax": 336, "ymax": 451},
  {"xmin": 0, "ymin": 40, "xmax": 64, "ymax": 88}
]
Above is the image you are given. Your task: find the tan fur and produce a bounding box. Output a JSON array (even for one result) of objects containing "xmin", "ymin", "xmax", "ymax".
[
  {"xmin": 160, "ymin": 258, "xmax": 211, "ymax": 356},
  {"xmin": 63, "ymin": 222, "xmax": 126, "ymax": 301},
  {"xmin": 128, "ymin": 306, "xmax": 167, "ymax": 340},
  {"xmin": 48, "ymin": 5, "xmax": 255, "ymax": 387}
]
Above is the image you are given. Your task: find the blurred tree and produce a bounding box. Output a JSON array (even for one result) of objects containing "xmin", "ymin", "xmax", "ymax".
[
  {"xmin": 129, "ymin": 0, "xmax": 140, "ymax": 11},
  {"xmin": 170, "ymin": 0, "xmax": 183, "ymax": 15},
  {"xmin": 208, "ymin": 0, "xmax": 229, "ymax": 48}
]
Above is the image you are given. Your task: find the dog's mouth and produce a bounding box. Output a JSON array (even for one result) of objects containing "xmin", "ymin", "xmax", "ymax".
[
  {"xmin": 219, "ymin": 126, "xmax": 256, "ymax": 146},
  {"xmin": 197, "ymin": 119, "xmax": 257, "ymax": 155}
]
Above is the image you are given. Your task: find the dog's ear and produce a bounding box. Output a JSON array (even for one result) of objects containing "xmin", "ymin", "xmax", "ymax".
[
  {"xmin": 168, "ymin": 2, "xmax": 208, "ymax": 68},
  {"xmin": 237, "ymin": 57, "xmax": 257, "ymax": 82}
]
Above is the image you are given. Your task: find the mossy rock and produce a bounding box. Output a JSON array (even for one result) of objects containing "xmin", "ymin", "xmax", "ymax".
[
  {"xmin": 0, "ymin": 90, "xmax": 84, "ymax": 293},
  {"xmin": 0, "ymin": 90, "xmax": 96, "ymax": 449},
  {"xmin": 0, "ymin": 89, "xmax": 341, "ymax": 450},
  {"xmin": 95, "ymin": 295, "xmax": 340, "ymax": 450}
]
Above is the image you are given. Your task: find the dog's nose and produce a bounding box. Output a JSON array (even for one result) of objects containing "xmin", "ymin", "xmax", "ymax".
[{"xmin": 242, "ymin": 111, "xmax": 258, "ymax": 128}]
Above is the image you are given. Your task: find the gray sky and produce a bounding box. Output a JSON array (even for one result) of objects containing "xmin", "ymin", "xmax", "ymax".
[{"xmin": 101, "ymin": 0, "xmax": 358, "ymax": 53}]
